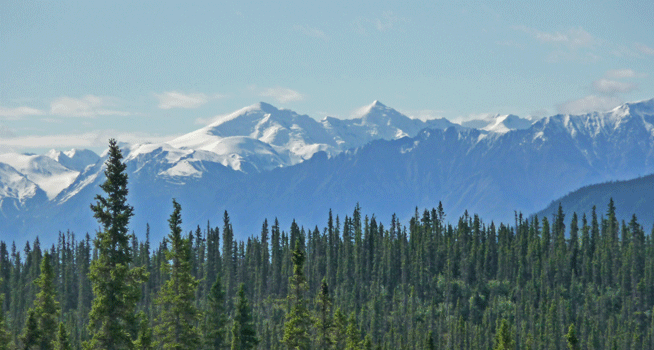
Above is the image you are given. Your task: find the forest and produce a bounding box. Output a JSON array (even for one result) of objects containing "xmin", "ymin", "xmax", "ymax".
[{"xmin": 1, "ymin": 140, "xmax": 654, "ymax": 350}]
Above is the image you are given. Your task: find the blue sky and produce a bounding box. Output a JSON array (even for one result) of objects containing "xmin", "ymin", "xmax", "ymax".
[{"xmin": 1, "ymin": 0, "xmax": 653, "ymax": 153}]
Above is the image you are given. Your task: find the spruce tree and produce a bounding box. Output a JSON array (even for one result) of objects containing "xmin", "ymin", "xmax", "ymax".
[
  {"xmin": 33, "ymin": 252, "xmax": 59, "ymax": 350},
  {"xmin": 493, "ymin": 319, "xmax": 515, "ymax": 350},
  {"xmin": 204, "ymin": 274, "xmax": 227, "ymax": 350},
  {"xmin": 282, "ymin": 239, "xmax": 311, "ymax": 350},
  {"xmin": 86, "ymin": 139, "xmax": 147, "ymax": 350},
  {"xmin": 314, "ymin": 278, "xmax": 333, "ymax": 350},
  {"xmin": 55, "ymin": 323, "xmax": 72, "ymax": 350},
  {"xmin": 134, "ymin": 313, "xmax": 153, "ymax": 350},
  {"xmin": 331, "ymin": 308, "xmax": 347, "ymax": 349},
  {"xmin": 154, "ymin": 199, "xmax": 201, "ymax": 350},
  {"xmin": 21, "ymin": 252, "xmax": 59, "ymax": 350},
  {"xmin": 425, "ymin": 331, "xmax": 436, "ymax": 350},
  {"xmin": 231, "ymin": 284, "xmax": 258, "ymax": 350},
  {"xmin": 0, "ymin": 288, "xmax": 10, "ymax": 350},
  {"xmin": 21, "ymin": 310, "xmax": 39, "ymax": 350},
  {"xmin": 564, "ymin": 324, "xmax": 580, "ymax": 350},
  {"xmin": 345, "ymin": 312, "xmax": 361, "ymax": 350}
]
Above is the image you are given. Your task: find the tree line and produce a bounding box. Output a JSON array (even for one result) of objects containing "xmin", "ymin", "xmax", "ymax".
[{"xmin": 1, "ymin": 139, "xmax": 654, "ymax": 349}]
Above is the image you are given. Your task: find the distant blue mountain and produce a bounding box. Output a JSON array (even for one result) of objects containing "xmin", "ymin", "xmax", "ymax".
[
  {"xmin": 2, "ymin": 98, "xmax": 654, "ymax": 245},
  {"xmin": 535, "ymin": 173, "xmax": 654, "ymax": 231}
]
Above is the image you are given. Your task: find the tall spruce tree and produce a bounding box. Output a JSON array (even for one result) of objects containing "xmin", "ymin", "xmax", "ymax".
[
  {"xmin": 154, "ymin": 199, "xmax": 201, "ymax": 350},
  {"xmin": 314, "ymin": 278, "xmax": 333, "ymax": 350},
  {"xmin": 282, "ymin": 239, "xmax": 311, "ymax": 350},
  {"xmin": 85, "ymin": 139, "xmax": 147, "ymax": 350},
  {"xmin": 493, "ymin": 319, "xmax": 515, "ymax": 350},
  {"xmin": 0, "ymin": 285, "xmax": 10, "ymax": 350},
  {"xmin": 231, "ymin": 284, "xmax": 258, "ymax": 350},
  {"xmin": 21, "ymin": 252, "xmax": 59, "ymax": 350},
  {"xmin": 204, "ymin": 273, "xmax": 228, "ymax": 350},
  {"xmin": 21, "ymin": 310, "xmax": 39, "ymax": 350},
  {"xmin": 134, "ymin": 312, "xmax": 153, "ymax": 350},
  {"xmin": 33, "ymin": 252, "xmax": 59, "ymax": 350},
  {"xmin": 564, "ymin": 324, "xmax": 580, "ymax": 350},
  {"xmin": 55, "ymin": 323, "xmax": 72, "ymax": 350}
]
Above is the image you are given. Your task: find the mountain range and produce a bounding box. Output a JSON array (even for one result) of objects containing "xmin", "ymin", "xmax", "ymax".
[{"xmin": 1, "ymin": 98, "xmax": 653, "ymax": 244}]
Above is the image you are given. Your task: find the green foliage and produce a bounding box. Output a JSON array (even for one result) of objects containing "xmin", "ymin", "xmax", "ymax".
[
  {"xmin": 345, "ymin": 312, "xmax": 361, "ymax": 350},
  {"xmin": 3, "ymin": 196, "xmax": 654, "ymax": 349},
  {"xmin": 331, "ymin": 308, "xmax": 347, "ymax": 349},
  {"xmin": 204, "ymin": 274, "xmax": 227, "ymax": 350},
  {"xmin": 282, "ymin": 240, "xmax": 311, "ymax": 350},
  {"xmin": 21, "ymin": 309, "xmax": 39, "ymax": 350},
  {"xmin": 21, "ymin": 253, "xmax": 59, "ymax": 350},
  {"xmin": 565, "ymin": 324, "xmax": 580, "ymax": 350},
  {"xmin": 86, "ymin": 139, "xmax": 147, "ymax": 350},
  {"xmin": 314, "ymin": 278, "xmax": 333, "ymax": 350},
  {"xmin": 0, "ymin": 291, "xmax": 9, "ymax": 350},
  {"xmin": 55, "ymin": 323, "xmax": 72, "ymax": 350},
  {"xmin": 493, "ymin": 319, "xmax": 514, "ymax": 350},
  {"xmin": 134, "ymin": 313, "xmax": 153, "ymax": 350},
  {"xmin": 154, "ymin": 199, "xmax": 201, "ymax": 350},
  {"xmin": 231, "ymin": 284, "xmax": 258, "ymax": 350},
  {"xmin": 425, "ymin": 330, "xmax": 436, "ymax": 350}
]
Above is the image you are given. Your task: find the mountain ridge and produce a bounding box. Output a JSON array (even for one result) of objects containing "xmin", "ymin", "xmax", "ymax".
[{"xmin": 2, "ymin": 98, "xmax": 654, "ymax": 244}]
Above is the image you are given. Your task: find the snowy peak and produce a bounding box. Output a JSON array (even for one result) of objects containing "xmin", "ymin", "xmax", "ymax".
[
  {"xmin": 620, "ymin": 98, "xmax": 654, "ymax": 116},
  {"xmin": 0, "ymin": 163, "xmax": 39, "ymax": 202},
  {"xmin": 0, "ymin": 153, "xmax": 81, "ymax": 200},
  {"xmin": 461, "ymin": 114, "xmax": 533, "ymax": 133},
  {"xmin": 47, "ymin": 148, "xmax": 100, "ymax": 172}
]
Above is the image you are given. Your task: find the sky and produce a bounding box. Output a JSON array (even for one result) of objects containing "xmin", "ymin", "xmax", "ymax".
[{"xmin": 1, "ymin": 0, "xmax": 653, "ymax": 154}]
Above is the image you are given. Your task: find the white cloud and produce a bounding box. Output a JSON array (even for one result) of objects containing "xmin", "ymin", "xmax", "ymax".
[
  {"xmin": 635, "ymin": 43, "xmax": 654, "ymax": 56},
  {"xmin": 0, "ymin": 106, "xmax": 44, "ymax": 119},
  {"xmin": 0, "ymin": 131, "xmax": 178, "ymax": 150},
  {"xmin": 293, "ymin": 24, "xmax": 328, "ymax": 41},
  {"xmin": 592, "ymin": 79, "xmax": 637, "ymax": 94},
  {"xmin": 353, "ymin": 11, "xmax": 408, "ymax": 35},
  {"xmin": 260, "ymin": 87, "xmax": 304, "ymax": 103},
  {"xmin": 402, "ymin": 109, "xmax": 446, "ymax": 121},
  {"xmin": 515, "ymin": 26, "xmax": 595, "ymax": 49},
  {"xmin": 155, "ymin": 91, "xmax": 212, "ymax": 109},
  {"xmin": 605, "ymin": 69, "xmax": 641, "ymax": 79},
  {"xmin": 557, "ymin": 95, "xmax": 622, "ymax": 115},
  {"xmin": 50, "ymin": 95, "xmax": 131, "ymax": 117},
  {"xmin": 375, "ymin": 11, "xmax": 406, "ymax": 32}
]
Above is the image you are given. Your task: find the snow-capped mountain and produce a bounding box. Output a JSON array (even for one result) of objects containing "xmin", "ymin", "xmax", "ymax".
[
  {"xmin": 460, "ymin": 114, "xmax": 533, "ymax": 133},
  {"xmin": 2, "ymin": 98, "xmax": 654, "ymax": 245},
  {"xmin": 168, "ymin": 101, "xmax": 458, "ymax": 172},
  {"xmin": 0, "ymin": 153, "xmax": 81, "ymax": 200},
  {"xmin": 46, "ymin": 148, "xmax": 100, "ymax": 172}
]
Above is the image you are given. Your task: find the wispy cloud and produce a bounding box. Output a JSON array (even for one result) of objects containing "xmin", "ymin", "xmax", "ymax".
[
  {"xmin": 0, "ymin": 131, "xmax": 178, "ymax": 150},
  {"xmin": 293, "ymin": 24, "xmax": 328, "ymax": 41},
  {"xmin": 515, "ymin": 26, "xmax": 595, "ymax": 49},
  {"xmin": 155, "ymin": 91, "xmax": 220, "ymax": 109},
  {"xmin": 375, "ymin": 11, "xmax": 406, "ymax": 32},
  {"xmin": 50, "ymin": 95, "xmax": 132, "ymax": 117},
  {"xmin": 260, "ymin": 87, "xmax": 304, "ymax": 103},
  {"xmin": 514, "ymin": 25, "xmax": 600, "ymax": 62},
  {"xmin": 402, "ymin": 109, "xmax": 446, "ymax": 121},
  {"xmin": 353, "ymin": 11, "xmax": 408, "ymax": 35},
  {"xmin": 605, "ymin": 69, "xmax": 642, "ymax": 79},
  {"xmin": 557, "ymin": 95, "xmax": 622, "ymax": 115},
  {"xmin": 0, "ymin": 106, "xmax": 45, "ymax": 120},
  {"xmin": 592, "ymin": 79, "xmax": 637, "ymax": 94},
  {"xmin": 635, "ymin": 42, "xmax": 654, "ymax": 56}
]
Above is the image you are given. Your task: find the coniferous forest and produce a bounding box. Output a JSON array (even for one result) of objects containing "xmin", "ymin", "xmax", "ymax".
[{"xmin": 2, "ymin": 140, "xmax": 654, "ymax": 350}]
